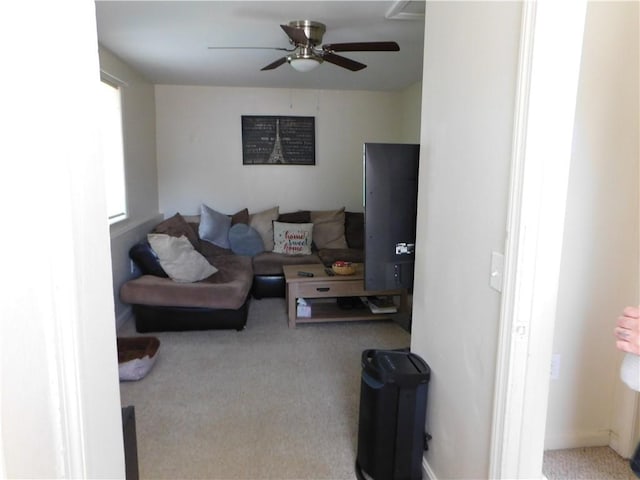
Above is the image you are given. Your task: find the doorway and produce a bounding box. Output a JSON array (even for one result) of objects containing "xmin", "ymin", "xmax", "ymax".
[{"xmin": 491, "ymin": 1, "xmax": 639, "ymax": 478}]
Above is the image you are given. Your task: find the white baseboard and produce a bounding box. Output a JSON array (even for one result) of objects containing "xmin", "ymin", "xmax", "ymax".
[
  {"xmin": 544, "ymin": 429, "xmax": 611, "ymax": 451},
  {"xmin": 610, "ymin": 429, "xmax": 635, "ymax": 459},
  {"xmin": 116, "ymin": 305, "xmax": 133, "ymax": 332}
]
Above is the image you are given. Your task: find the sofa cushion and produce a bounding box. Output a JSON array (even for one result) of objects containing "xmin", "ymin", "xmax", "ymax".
[
  {"xmin": 198, "ymin": 241, "xmax": 233, "ymax": 258},
  {"xmin": 147, "ymin": 234, "xmax": 218, "ymax": 283},
  {"xmin": 228, "ymin": 223, "xmax": 264, "ymax": 256},
  {"xmin": 231, "ymin": 208, "xmax": 250, "ymax": 225},
  {"xmin": 120, "ymin": 255, "xmax": 253, "ymax": 310},
  {"xmin": 277, "ymin": 210, "xmax": 311, "ymax": 224},
  {"xmin": 272, "ymin": 221, "xmax": 313, "ymax": 255},
  {"xmin": 184, "ymin": 209, "xmax": 248, "ymax": 226},
  {"xmin": 185, "ymin": 220, "xmax": 233, "ymax": 257},
  {"xmin": 199, "ymin": 204, "xmax": 232, "ymax": 249},
  {"xmin": 252, "ymin": 252, "xmax": 322, "ymax": 276},
  {"xmin": 249, "ymin": 206, "xmax": 279, "ymax": 251},
  {"xmin": 345, "ymin": 211, "xmax": 365, "ymax": 249},
  {"xmin": 153, "ymin": 213, "xmax": 200, "ymax": 250},
  {"xmin": 129, "ymin": 241, "xmax": 168, "ymax": 278},
  {"xmin": 310, "ymin": 208, "xmax": 348, "ymax": 249}
]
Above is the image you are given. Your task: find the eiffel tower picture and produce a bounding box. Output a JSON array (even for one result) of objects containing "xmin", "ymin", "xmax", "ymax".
[
  {"xmin": 267, "ymin": 119, "xmax": 285, "ymax": 164},
  {"xmin": 242, "ymin": 115, "xmax": 315, "ymax": 165}
]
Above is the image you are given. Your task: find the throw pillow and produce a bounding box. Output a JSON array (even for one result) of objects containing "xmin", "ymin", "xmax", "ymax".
[
  {"xmin": 272, "ymin": 222, "xmax": 313, "ymax": 255},
  {"xmin": 153, "ymin": 213, "xmax": 200, "ymax": 249},
  {"xmin": 345, "ymin": 211, "xmax": 365, "ymax": 249},
  {"xmin": 249, "ymin": 206, "xmax": 279, "ymax": 251},
  {"xmin": 231, "ymin": 208, "xmax": 250, "ymax": 225},
  {"xmin": 310, "ymin": 207, "xmax": 348, "ymax": 249},
  {"xmin": 199, "ymin": 204, "xmax": 232, "ymax": 249},
  {"xmin": 228, "ymin": 223, "xmax": 264, "ymax": 257},
  {"xmin": 277, "ymin": 210, "xmax": 311, "ymax": 224},
  {"xmin": 129, "ymin": 241, "xmax": 168, "ymax": 278},
  {"xmin": 147, "ymin": 233, "xmax": 218, "ymax": 283}
]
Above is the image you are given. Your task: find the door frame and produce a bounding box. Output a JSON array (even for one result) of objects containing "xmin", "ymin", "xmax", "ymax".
[{"xmin": 489, "ymin": 2, "xmax": 589, "ymax": 477}]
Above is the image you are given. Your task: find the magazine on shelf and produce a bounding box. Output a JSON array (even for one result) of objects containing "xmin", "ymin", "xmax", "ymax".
[{"xmin": 360, "ymin": 296, "xmax": 397, "ymax": 314}]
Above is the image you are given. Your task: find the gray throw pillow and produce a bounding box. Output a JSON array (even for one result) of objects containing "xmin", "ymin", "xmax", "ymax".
[
  {"xmin": 228, "ymin": 224, "xmax": 264, "ymax": 257},
  {"xmin": 199, "ymin": 203, "xmax": 232, "ymax": 249}
]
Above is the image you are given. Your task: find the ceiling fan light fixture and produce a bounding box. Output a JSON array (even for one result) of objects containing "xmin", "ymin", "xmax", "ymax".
[
  {"xmin": 287, "ymin": 47, "xmax": 322, "ymax": 72},
  {"xmin": 288, "ymin": 57, "xmax": 321, "ymax": 72}
]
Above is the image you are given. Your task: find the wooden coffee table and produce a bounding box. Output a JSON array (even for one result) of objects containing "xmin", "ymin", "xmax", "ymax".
[{"xmin": 283, "ymin": 263, "xmax": 408, "ymax": 328}]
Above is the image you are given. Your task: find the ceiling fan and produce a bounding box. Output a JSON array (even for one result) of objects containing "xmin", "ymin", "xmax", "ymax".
[{"xmin": 208, "ymin": 20, "xmax": 400, "ymax": 73}]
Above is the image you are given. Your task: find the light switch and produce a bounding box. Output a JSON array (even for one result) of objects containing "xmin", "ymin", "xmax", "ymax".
[{"xmin": 490, "ymin": 251, "xmax": 504, "ymax": 292}]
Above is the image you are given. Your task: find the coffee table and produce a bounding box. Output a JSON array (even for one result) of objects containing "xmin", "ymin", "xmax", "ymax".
[{"xmin": 283, "ymin": 263, "xmax": 408, "ymax": 328}]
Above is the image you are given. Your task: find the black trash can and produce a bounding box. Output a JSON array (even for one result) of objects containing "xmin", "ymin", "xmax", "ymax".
[{"xmin": 356, "ymin": 349, "xmax": 430, "ymax": 480}]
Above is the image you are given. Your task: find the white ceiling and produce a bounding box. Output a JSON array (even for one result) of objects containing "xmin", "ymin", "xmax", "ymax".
[{"xmin": 94, "ymin": 1, "xmax": 425, "ymax": 91}]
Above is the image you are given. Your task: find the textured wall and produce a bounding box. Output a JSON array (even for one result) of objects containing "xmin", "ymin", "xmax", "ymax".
[
  {"xmin": 411, "ymin": 2, "xmax": 521, "ymax": 478},
  {"xmin": 546, "ymin": 1, "xmax": 640, "ymax": 450},
  {"xmin": 155, "ymin": 84, "xmax": 419, "ymax": 216}
]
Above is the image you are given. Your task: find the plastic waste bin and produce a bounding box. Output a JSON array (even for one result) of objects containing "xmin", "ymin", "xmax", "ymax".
[
  {"xmin": 631, "ymin": 440, "xmax": 640, "ymax": 477},
  {"xmin": 355, "ymin": 349, "xmax": 430, "ymax": 480}
]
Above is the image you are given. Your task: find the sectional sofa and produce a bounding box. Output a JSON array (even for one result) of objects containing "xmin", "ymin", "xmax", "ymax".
[{"xmin": 119, "ymin": 206, "xmax": 364, "ymax": 332}]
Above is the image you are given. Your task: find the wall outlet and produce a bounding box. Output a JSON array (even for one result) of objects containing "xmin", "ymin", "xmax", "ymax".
[{"xmin": 550, "ymin": 353, "xmax": 561, "ymax": 380}]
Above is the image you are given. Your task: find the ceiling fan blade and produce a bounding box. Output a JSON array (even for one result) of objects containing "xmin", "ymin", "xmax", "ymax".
[
  {"xmin": 323, "ymin": 41, "xmax": 400, "ymax": 52},
  {"xmin": 208, "ymin": 46, "xmax": 294, "ymax": 52},
  {"xmin": 261, "ymin": 56, "xmax": 288, "ymax": 71},
  {"xmin": 280, "ymin": 24, "xmax": 309, "ymax": 45},
  {"xmin": 321, "ymin": 52, "xmax": 366, "ymax": 71}
]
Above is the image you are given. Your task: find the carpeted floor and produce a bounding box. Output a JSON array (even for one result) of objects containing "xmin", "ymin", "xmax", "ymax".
[
  {"xmin": 543, "ymin": 446, "xmax": 636, "ymax": 480},
  {"xmin": 118, "ymin": 298, "xmax": 410, "ymax": 479}
]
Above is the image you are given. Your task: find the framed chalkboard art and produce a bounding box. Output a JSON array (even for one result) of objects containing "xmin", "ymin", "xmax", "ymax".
[{"xmin": 241, "ymin": 115, "xmax": 315, "ymax": 165}]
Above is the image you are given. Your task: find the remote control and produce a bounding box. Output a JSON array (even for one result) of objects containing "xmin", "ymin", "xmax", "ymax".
[
  {"xmin": 297, "ymin": 271, "xmax": 314, "ymax": 277},
  {"xmin": 325, "ymin": 268, "xmax": 335, "ymax": 276}
]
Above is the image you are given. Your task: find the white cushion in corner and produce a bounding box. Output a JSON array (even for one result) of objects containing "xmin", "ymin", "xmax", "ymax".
[{"xmin": 147, "ymin": 233, "xmax": 218, "ymax": 283}]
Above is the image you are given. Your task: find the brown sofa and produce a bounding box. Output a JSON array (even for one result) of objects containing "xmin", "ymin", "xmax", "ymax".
[
  {"xmin": 119, "ymin": 209, "xmax": 364, "ymax": 332},
  {"xmin": 252, "ymin": 210, "xmax": 364, "ymax": 298}
]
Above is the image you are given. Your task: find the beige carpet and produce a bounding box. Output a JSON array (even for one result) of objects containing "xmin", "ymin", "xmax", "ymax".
[
  {"xmin": 543, "ymin": 446, "xmax": 636, "ymax": 480},
  {"xmin": 118, "ymin": 298, "xmax": 410, "ymax": 479}
]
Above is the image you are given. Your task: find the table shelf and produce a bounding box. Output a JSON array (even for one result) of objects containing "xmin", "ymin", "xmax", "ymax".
[
  {"xmin": 283, "ymin": 264, "xmax": 409, "ymax": 328},
  {"xmin": 294, "ymin": 300, "xmax": 406, "ymax": 324}
]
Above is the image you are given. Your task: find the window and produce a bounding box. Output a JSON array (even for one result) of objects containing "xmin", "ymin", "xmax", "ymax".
[{"xmin": 98, "ymin": 78, "xmax": 127, "ymax": 223}]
